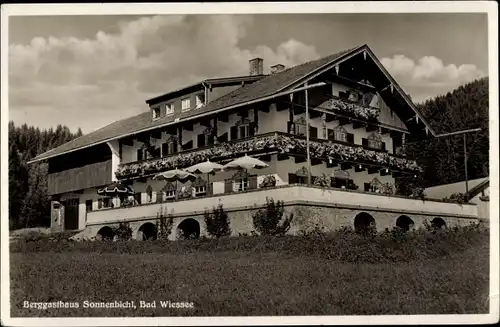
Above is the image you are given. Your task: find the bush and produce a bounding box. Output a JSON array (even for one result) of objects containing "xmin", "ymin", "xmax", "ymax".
[
  {"xmin": 113, "ymin": 223, "xmax": 132, "ymax": 241},
  {"xmin": 204, "ymin": 203, "xmax": 231, "ymax": 238},
  {"xmin": 313, "ymin": 174, "xmax": 330, "ymax": 187},
  {"xmin": 156, "ymin": 206, "xmax": 174, "ymax": 241},
  {"xmin": 409, "ymin": 187, "xmax": 426, "ymax": 200},
  {"xmin": 252, "ymin": 197, "xmax": 294, "ymax": 236},
  {"xmin": 442, "ymin": 192, "xmax": 467, "ymax": 204}
]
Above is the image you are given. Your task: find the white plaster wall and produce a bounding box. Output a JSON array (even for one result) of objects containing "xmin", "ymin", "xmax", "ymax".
[{"xmin": 86, "ymin": 185, "xmax": 477, "ymax": 225}]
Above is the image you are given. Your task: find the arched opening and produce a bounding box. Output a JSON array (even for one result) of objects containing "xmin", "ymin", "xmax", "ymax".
[
  {"xmin": 138, "ymin": 222, "xmax": 158, "ymax": 241},
  {"xmin": 354, "ymin": 212, "xmax": 376, "ymax": 234},
  {"xmin": 96, "ymin": 226, "xmax": 115, "ymax": 241},
  {"xmin": 177, "ymin": 219, "xmax": 200, "ymax": 240},
  {"xmin": 396, "ymin": 215, "xmax": 415, "ymax": 232},
  {"xmin": 431, "ymin": 217, "xmax": 446, "ymax": 229}
]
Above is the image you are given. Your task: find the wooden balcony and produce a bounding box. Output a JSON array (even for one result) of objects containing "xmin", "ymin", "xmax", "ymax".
[
  {"xmin": 48, "ymin": 160, "xmax": 112, "ymax": 195},
  {"xmin": 115, "ymin": 132, "xmax": 421, "ymax": 180}
]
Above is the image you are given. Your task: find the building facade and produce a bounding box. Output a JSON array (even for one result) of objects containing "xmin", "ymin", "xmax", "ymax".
[{"xmin": 30, "ymin": 45, "xmax": 480, "ymax": 240}]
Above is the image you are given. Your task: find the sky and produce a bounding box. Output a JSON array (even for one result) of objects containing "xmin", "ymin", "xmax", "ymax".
[{"xmin": 8, "ymin": 13, "xmax": 489, "ymax": 134}]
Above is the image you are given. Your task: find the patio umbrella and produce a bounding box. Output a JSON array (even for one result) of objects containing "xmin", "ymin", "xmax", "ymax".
[
  {"xmin": 222, "ymin": 154, "xmax": 269, "ymax": 171},
  {"xmin": 185, "ymin": 159, "xmax": 224, "ymax": 190},
  {"xmin": 97, "ymin": 182, "xmax": 135, "ymax": 207},
  {"xmin": 97, "ymin": 182, "xmax": 135, "ymax": 196},
  {"xmin": 153, "ymin": 168, "xmax": 198, "ymax": 199}
]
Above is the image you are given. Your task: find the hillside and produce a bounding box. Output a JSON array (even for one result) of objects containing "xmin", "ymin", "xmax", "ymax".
[{"xmin": 398, "ymin": 77, "xmax": 489, "ymax": 192}]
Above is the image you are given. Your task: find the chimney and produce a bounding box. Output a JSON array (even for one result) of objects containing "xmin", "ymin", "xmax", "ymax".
[
  {"xmin": 249, "ymin": 58, "xmax": 264, "ymax": 76},
  {"xmin": 270, "ymin": 64, "xmax": 286, "ymax": 74}
]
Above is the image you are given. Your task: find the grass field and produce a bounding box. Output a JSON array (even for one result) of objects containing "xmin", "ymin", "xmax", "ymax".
[{"xmin": 10, "ymin": 227, "xmax": 490, "ymax": 317}]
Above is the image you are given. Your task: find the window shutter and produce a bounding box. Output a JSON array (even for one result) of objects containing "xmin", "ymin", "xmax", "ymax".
[
  {"xmin": 172, "ymin": 142, "xmax": 178, "ymax": 153},
  {"xmin": 309, "ymin": 126, "xmax": 318, "ymax": 139},
  {"xmin": 327, "ymin": 128, "xmax": 334, "ymax": 140},
  {"xmin": 347, "ymin": 133, "xmax": 354, "ymax": 144},
  {"xmin": 161, "ymin": 143, "xmax": 168, "ymax": 157},
  {"xmin": 230, "ymin": 126, "xmax": 238, "ymax": 140},
  {"xmin": 218, "ymin": 132, "xmax": 228, "ymax": 143},
  {"xmin": 197, "ymin": 134, "xmax": 205, "ymax": 148},
  {"xmin": 156, "ymin": 191, "xmax": 163, "ymax": 203},
  {"xmin": 287, "ymin": 121, "xmax": 294, "ymax": 134},
  {"xmin": 207, "ymin": 135, "xmax": 215, "ymax": 146},
  {"xmin": 364, "ymin": 183, "xmax": 371, "ymax": 192},
  {"xmin": 310, "ymin": 176, "xmax": 316, "ymax": 184},
  {"xmin": 381, "ymin": 142, "xmax": 386, "ymax": 151},
  {"xmin": 288, "ymin": 173, "xmax": 297, "ymax": 184},
  {"xmin": 249, "ymin": 122, "xmax": 256, "ymax": 136},
  {"xmin": 362, "ymin": 138, "xmax": 368, "ymax": 147},
  {"xmin": 98, "ymin": 199, "xmax": 103, "ymax": 209},
  {"xmin": 249, "ymin": 175, "xmax": 258, "ymax": 190},
  {"xmin": 207, "ymin": 182, "xmax": 213, "ymax": 196},
  {"xmin": 137, "ymin": 149, "xmax": 143, "ymax": 161},
  {"xmin": 224, "ymin": 179, "xmax": 233, "ymax": 193}
]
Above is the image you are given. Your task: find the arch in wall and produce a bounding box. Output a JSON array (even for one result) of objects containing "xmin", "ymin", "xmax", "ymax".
[
  {"xmin": 354, "ymin": 212, "xmax": 376, "ymax": 234},
  {"xmin": 431, "ymin": 217, "xmax": 446, "ymax": 229},
  {"xmin": 96, "ymin": 226, "xmax": 115, "ymax": 241},
  {"xmin": 138, "ymin": 222, "xmax": 158, "ymax": 241},
  {"xmin": 395, "ymin": 215, "xmax": 415, "ymax": 232},
  {"xmin": 177, "ymin": 218, "xmax": 200, "ymax": 240}
]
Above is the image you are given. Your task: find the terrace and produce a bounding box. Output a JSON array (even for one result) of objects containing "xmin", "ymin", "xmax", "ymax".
[{"xmin": 85, "ymin": 183, "xmax": 478, "ymax": 226}]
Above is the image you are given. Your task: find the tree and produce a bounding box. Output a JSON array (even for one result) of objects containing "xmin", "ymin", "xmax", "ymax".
[
  {"xmin": 397, "ymin": 77, "xmax": 489, "ymax": 192},
  {"xmin": 204, "ymin": 203, "xmax": 231, "ymax": 238},
  {"xmin": 252, "ymin": 197, "xmax": 294, "ymax": 236},
  {"xmin": 8, "ymin": 143, "xmax": 28, "ymax": 230}
]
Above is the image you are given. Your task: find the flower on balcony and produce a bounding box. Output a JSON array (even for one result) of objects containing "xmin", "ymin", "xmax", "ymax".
[
  {"xmin": 313, "ymin": 173, "xmax": 330, "ymax": 187},
  {"xmin": 116, "ymin": 133, "xmax": 422, "ymax": 179},
  {"xmin": 259, "ymin": 175, "xmax": 277, "ymax": 188},
  {"xmin": 326, "ymin": 98, "xmax": 380, "ymax": 121}
]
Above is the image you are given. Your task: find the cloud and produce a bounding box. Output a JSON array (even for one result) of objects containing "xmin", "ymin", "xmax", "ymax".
[
  {"xmin": 380, "ymin": 54, "xmax": 486, "ymax": 102},
  {"xmin": 9, "ymin": 15, "xmax": 320, "ymax": 133}
]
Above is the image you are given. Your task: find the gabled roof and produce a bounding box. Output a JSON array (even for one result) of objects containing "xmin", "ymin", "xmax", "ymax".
[
  {"xmin": 424, "ymin": 177, "xmax": 489, "ymax": 199},
  {"xmin": 29, "ymin": 44, "xmax": 433, "ymax": 164},
  {"xmin": 145, "ymin": 74, "xmax": 266, "ymax": 105}
]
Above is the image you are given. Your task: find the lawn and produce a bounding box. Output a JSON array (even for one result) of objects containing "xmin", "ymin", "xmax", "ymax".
[{"xmin": 10, "ymin": 228, "xmax": 490, "ymax": 317}]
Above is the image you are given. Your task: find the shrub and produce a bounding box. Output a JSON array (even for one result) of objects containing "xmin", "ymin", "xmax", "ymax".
[
  {"xmin": 204, "ymin": 203, "xmax": 231, "ymax": 238},
  {"xmin": 156, "ymin": 206, "xmax": 174, "ymax": 241},
  {"xmin": 442, "ymin": 192, "xmax": 467, "ymax": 204},
  {"xmin": 252, "ymin": 197, "xmax": 294, "ymax": 236},
  {"xmin": 114, "ymin": 223, "xmax": 132, "ymax": 241},
  {"xmin": 409, "ymin": 187, "xmax": 426, "ymax": 200},
  {"xmin": 259, "ymin": 175, "xmax": 277, "ymax": 188}
]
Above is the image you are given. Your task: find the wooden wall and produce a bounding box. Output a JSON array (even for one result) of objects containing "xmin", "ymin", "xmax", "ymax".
[{"xmin": 48, "ymin": 160, "xmax": 112, "ymax": 195}]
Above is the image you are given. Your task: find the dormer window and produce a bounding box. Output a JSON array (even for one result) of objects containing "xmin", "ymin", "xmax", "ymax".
[
  {"xmin": 166, "ymin": 103, "xmax": 174, "ymax": 116},
  {"xmin": 181, "ymin": 98, "xmax": 191, "ymax": 112},
  {"xmin": 195, "ymin": 94, "xmax": 205, "ymax": 109},
  {"xmin": 152, "ymin": 107, "xmax": 161, "ymax": 120}
]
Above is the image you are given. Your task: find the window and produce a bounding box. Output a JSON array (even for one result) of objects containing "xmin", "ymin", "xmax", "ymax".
[
  {"xmin": 195, "ymin": 94, "xmax": 205, "ymax": 109},
  {"xmin": 152, "ymin": 107, "xmax": 161, "ymax": 120},
  {"xmin": 162, "ymin": 141, "xmax": 177, "ymax": 156},
  {"xmin": 195, "ymin": 185, "xmax": 207, "ymax": 196},
  {"xmin": 99, "ymin": 197, "xmax": 113, "ymax": 209},
  {"xmin": 166, "ymin": 103, "xmax": 174, "ymax": 115},
  {"xmin": 146, "ymin": 185, "xmax": 153, "ymax": 203},
  {"xmin": 181, "ymin": 98, "xmax": 191, "ymax": 111},
  {"xmin": 367, "ymin": 133, "xmax": 383, "ymax": 149},
  {"xmin": 164, "ymin": 190, "xmax": 176, "ymax": 199},
  {"xmin": 239, "ymin": 124, "xmax": 250, "ymax": 139},
  {"xmin": 333, "ymin": 126, "xmax": 347, "ymax": 142},
  {"xmin": 234, "ymin": 178, "xmax": 249, "ymax": 192},
  {"xmin": 85, "ymin": 200, "xmax": 93, "ymax": 212}
]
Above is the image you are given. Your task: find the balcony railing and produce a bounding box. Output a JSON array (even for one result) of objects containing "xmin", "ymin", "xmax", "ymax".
[
  {"xmin": 115, "ymin": 132, "xmax": 421, "ymax": 179},
  {"xmin": 324, "ymin": 96, "xmax": 380, "ymax": 121}
]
